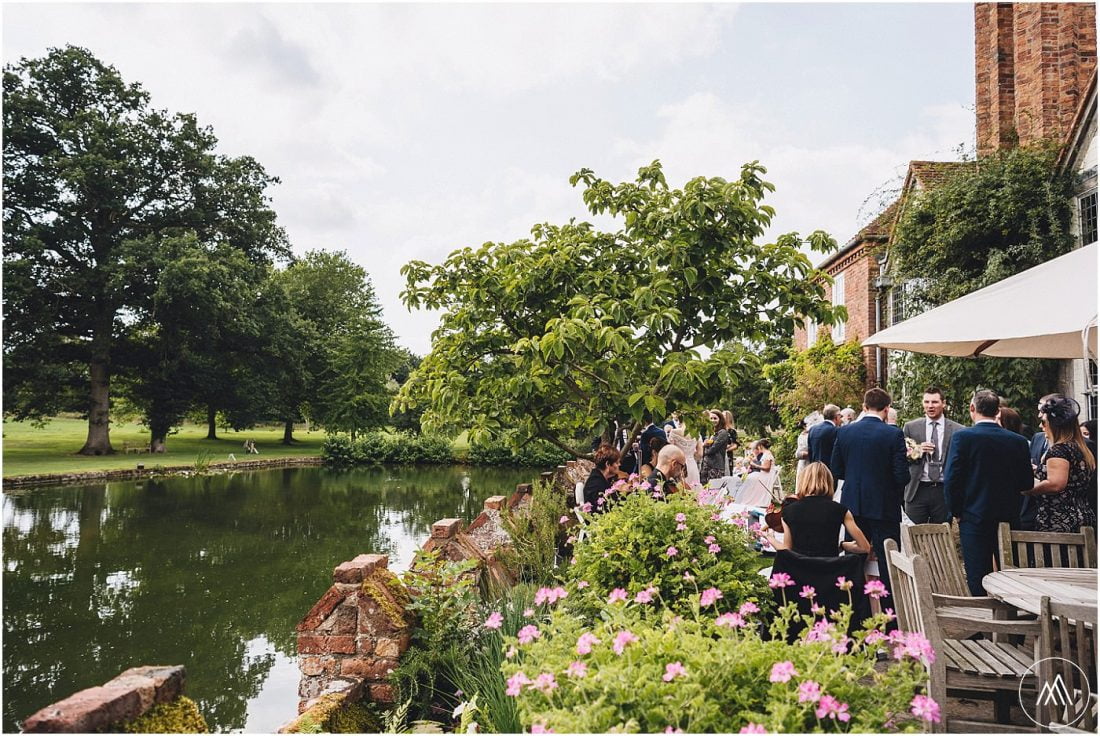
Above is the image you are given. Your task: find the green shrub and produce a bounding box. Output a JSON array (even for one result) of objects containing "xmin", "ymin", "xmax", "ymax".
[
  {"xmin": 321, "ymin": 434, "xmax": 361, "ymax": 466},
  {"xmin": 501, "ymin": 601, "xmax": 930, "ymax": 733},
  {"xmin": 499, "ymin": 480, "xmax": 568, "ymax": 586},
  {"xmin": 322, "ymin": 431, "xmax": 454, "ymax": 466},
  {"xmin": 568, "ymin": 484, "xmax": 771, "ymax": 616},
  {"xmin": 467, "ymin": 437, "xmax": 570, "ymax": 467}
]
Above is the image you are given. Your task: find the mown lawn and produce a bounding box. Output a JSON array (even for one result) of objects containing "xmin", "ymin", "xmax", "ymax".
[{"xmin": 2, "ymin": 416, "xmax": 327, "ymax": 477}]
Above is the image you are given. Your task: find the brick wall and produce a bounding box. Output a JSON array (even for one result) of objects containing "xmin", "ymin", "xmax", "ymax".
[{"xmin": 976, "ymin": 2, "xmax": 1097, "ymax": 155}]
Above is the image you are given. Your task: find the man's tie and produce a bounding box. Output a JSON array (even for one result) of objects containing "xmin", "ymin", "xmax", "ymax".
[{"xmin": 928, "ymin": 421, "xmax": 941, "ymax": 482}]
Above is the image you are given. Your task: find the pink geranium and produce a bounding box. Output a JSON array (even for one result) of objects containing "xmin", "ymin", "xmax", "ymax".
[
  {"xmin": 576, "ymin": 580, "xmax": 589, "ymax": 589},
  {"xmin": 517, "ymin": 625, "xmax": 541, "ymax": 644},
  {"xmin": 768, "ymin": 661, "xmax": 797, "ymax": 683},
  {"xmin": 704, "ymin": 535, "xmax": 716, "ymax": 544},
  {"xmin": 768, "ymin": 572, "xmax": 794, "ymax": 588},
  {"xmin": 814, "ymin": 694, "xmax": 851, "ymax": 722},
  {"xmin": 565, "ymin": 660, "xmax": 588, "ymax": 678},
  {"xmin": 532, "ymin": 672, "xmax": 558, "ymax": 695},
  {"xmin": 716, "ymin": 612, "xmax": 747, "ymax": 629},
  {"xmin": 505, "ymin": 671, "xmax": 531, "ymax": 696},
  {"xmin": 607, "ymin": 588, "xmax": 628, "ymax": 604},
  {"xmin": 483, "ymin": 611, "xmax": 503, "ymax": 630},
  {"xmin": 739, "ymin": 601, "xmax": 760, "ymax": 616},
  {"xmin": 575, "ymin": 632, "xmax": 600, "ymax": 655},
  {"xmin": 662, "ymin": 661, "xmax": 688, "ymax": 682},
  {"xmin": 797, "ymin": 680, "xmax": 822, "ymax": 703},
  {"xmin": 910, "ymin": 694, "xmax": 942, "ymax": 723},
  {"xmin": 612, "ymin": 630, "xmax": 639, "ymax": 655},
  {"xmin": 889, "ymin": 630, "xmax": 936, "ymax": 665},
  {"xmin": 799, "ymin": 585, "xmax": 816, "ymax": 599},
  {"xmin": 708, "ymin": 543, "xmax": 722, "ymax": 553},
  {"xmin": 676, "ymin": 522, "xmax": 688, "ymax": 531},
  {"xmin": 530, "ymin": 723, "xmax": 554, "ymax": 734},
  {"xmin": 835, "ymin": 576, "xmax": 853, "ymax": 591},
  {"xmin": 864, "ymin": 579, "xmax": 888, "ymax": 599},
  {"xmin": 635, "ymin": 586, "xmax": 658, "ymax": 604},
  {"xmin": 524, "ymin": 608, "xmax": 535, "ymax": 617},
  {"xmin": 675, "ymin": 512, "xmax": 687, "ymax": 522},
  {"xmin": 559, "ymin": 515, "xmax": 569, "ymax": 525},
  {"xmin": 666, "ymin": 546, "xmax": 679, "ymax": 556},
  {"xmin": 581, "ymin": 502, "xmax": 593, "ymax": 513},
  {"xmin": 739, "ymin": 724, "xmax": 767, "ymax": 734},
  {"xmin": 699, "ymin": 588, "xmax": 723, "ymax": 607}
]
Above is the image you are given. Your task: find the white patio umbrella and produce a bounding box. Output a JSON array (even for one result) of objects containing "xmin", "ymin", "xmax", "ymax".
[{"xmin": 863, "ymin": 242, "xmax": 1098, "ymax": 360}]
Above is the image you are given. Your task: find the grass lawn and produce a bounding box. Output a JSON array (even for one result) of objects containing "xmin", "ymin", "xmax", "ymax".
[{"xmin": 2, "ymin": 416, "xmax": 327, "ymax": 478}]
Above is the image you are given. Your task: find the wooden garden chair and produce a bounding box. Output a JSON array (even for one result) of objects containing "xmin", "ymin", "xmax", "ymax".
[
  {"xmin": 998, "ymin": 523, "xmax": 1097, "ymax": 569},
  {"xmin": 885, "ymin": 539, "xmax": 1043, "ymax": 733},
  {"xmin": 1038, "ymin": 596, "xmax": 1098, "ymax": 732}
]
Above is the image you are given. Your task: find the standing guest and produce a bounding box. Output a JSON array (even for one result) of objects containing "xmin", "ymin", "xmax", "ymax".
[
  {"xmin": 639, "ymin": 417, "xmax": 668, "ymax": 459},
  {"xmin": 902, "ymin": 387, "xmax": 962, "ymax": 524},
  {"xmin": 667, "ymin": 416, "xmax": 702, "ymax": 488},
  {"xmin": 886, "ymin": 407, "xmax": 899, "ymax": 426},
  {"xmin": 808, "ymin": 405, "xmax": 841, "ymax": 473},
  {"xmin": 943, "ymin": 390, "xmax": 1033, "ymax": 595},
  {"xmin": 1081, "ymin": 419, "xmax": 1099, "ymax": 522},
  {"xmin": 700, "ymin": 410, "xmax": 731, "ymax": 484},
  {"xmin": 646, "ymin": 444, "xmax": 687, "ymax": 496},
  {"xmin": 839, "ymin": 407, "xmax": 858, "ymax": 426},
  {"xmin": 583, "ymin": 445, "xmax": 622, "ymax": 511},
  {"xmin": 829, "ymin": 388, "xmax": 909, "ymax": 605},
  {"xmin": 1020, "ymin": 394, "xmax": 1056, "ymax": 530},
  {"xmin": 997, "ymin": 406, "xmax": 1026, "ymax": 437},
  {"xmin": 722, "ymin": 410, "xmax": 738, "ymax": 475},
  {"xmin": 1081, "ymin": 419, "xmax": 1097, "ymax": 442},
  {"xmin": 794, "ymin": 419, "xmax": 811, "ymax": 485},
  {"xmin": 1025, "ymin": 396, "xmax": 1097, "ymax": 533}
]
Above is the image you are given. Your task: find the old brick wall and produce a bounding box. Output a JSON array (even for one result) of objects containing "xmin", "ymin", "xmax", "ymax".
[
  {"xmin": 22, "ymin": 666, "xmax": 188, "ymax": 733},
  {"xmin": 976, "ymin": 2, "xmax": 1097, "ymax": 155}
]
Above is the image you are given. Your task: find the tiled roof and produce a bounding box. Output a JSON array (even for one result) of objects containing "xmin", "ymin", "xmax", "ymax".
[
  {"xmin": 908, "ymin": 160, "xmax": 975, "ymax": 189},
  {"xmin": 816, "ymin": 198, "xmax": 900, "ymax": 272}
]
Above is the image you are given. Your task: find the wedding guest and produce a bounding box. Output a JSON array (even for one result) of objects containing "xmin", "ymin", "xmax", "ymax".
[
  {"xmin": 583, "ymin": 445, "xmax": 622, "ymax": 511},
  {"xmin": 794, "ymin": 419, "xmax": 811, "ymax": 483},
  {"xmin": 639, "ymin": 435, "xmax": 667, "ymax": 479},
  {"xmin": 667, "ymin": 416, "xmax": 702, "ymax": 487},
  {"xmin": 1082, "ymin": 419, "xmax": 1096, "ymax": 442},
  {"xmin": 839, "ymin": 407, "xmax": 857, "ymax": 425},
  {"xmin": 886, "ymin": 407, "xmax": 898, "ymax": 425},
  {"xmin": 722, "ymin": 410, "xmax": 738, "ymax": 474},
  {"xmin": 902, "ymin": 386, "xmax": 962, "ymax": 524},
  {"xmin": 646, "ymin": 444, "xmax": 686, "ymax": 496},
  {"xmin": 808, "ymin": 404, "xmax": 841, "ymax": 473},
  {"xmin": 1025, "ymin": 395, "xmax": 1097, "ymax": 533},
  {"xmin": 768, "ymin": 462, "xmax": 871, "ymax": 556},
  {"xmin": 700, "ymin": 409, "xmax": 731, "ymax": 483},
  {"xmin": 998, "ymin": 406, "xmax": 1026, "ymax": 437},
  {"xmin": 1020, "ymin": 396, "xmax": 1056, "ymax": 531}
]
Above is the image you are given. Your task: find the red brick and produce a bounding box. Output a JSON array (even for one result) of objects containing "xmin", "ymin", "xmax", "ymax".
[
  {"xmin": 484, "ymin": 495, "xmax": 506, "ymax": 510},
  {"xmin": 298, "ymin": 656, "xmax": 332, "ymax": 677},
  {"xmin": 297, "ymin": 634, "xmax": 356, "ymax": 655},
  {"xmin": 333, "ymin": 553, "xmax": 388, "ymax": 584},
  {"xmin": 375, "ymin": 636, "xmax": 409, "ymax": 658},
  {"xmin": 297, "ymin": 585, "xmax": 347, "ymax": 631},
  {"xmin": 368, "ymin": 684, "xmax": 397, "ymax": 704},
  {"xmin": 320, "ymin": 603, "xmax": 358, "ymax": 634},
  {"xmin": 431, "ymin": 518, "xmax": 462, "ymax": 538},
  {"xmin": 339, "ymin": 657, "xmax": 398, "ymax": 680},
  {"xmin": 23, "ymin": 686, "xmax": 143, "ymax": 733}
]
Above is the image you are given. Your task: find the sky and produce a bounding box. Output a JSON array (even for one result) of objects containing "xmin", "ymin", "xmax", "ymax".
[{"xmin": 3, "ymin": 2, "xmax": 977, "ymax": 355}]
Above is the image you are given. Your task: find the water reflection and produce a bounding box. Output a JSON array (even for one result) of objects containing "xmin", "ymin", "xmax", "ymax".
[{"xmin": 2, "ymin": 465, "xmax": 534, "ymax": 732}]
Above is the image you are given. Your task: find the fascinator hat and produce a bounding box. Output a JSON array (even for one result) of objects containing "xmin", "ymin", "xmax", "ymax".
[{"xmin": 1040, "ymin": 395, "xmax": 1081, "ymax": 427}]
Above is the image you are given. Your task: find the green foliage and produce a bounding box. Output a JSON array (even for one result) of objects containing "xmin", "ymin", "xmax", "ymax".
[
  {"xmin": 501, "ymin": 600, "xmax": 928, "ymax": 733},
  {"xmin": 395, "ymin": 161, "xmax": 843, "ymax": 455},
  {"xmin": 499, "ymin": 480, "xmax": 568, "ymax": 586},
  {"xmin": 887, "ymin": 143, "xmax": 1072, "ymax": 415},
  {"xmin": 105, "ymin": 696, "xmax": 209, "ymax": 733},
  {"xmin": 320, "ymin": 431, "xmax": 454, "ymax": 466},
  {"xmin": 327, "ymin": 702, "xmax": 384, "ymax": 733},
  {"xmin": 569, "ymin": 486, "xmax": 771, "ymax": 616},
  {"xmin": 768, "ymin": 336, "xmax": 867, "ymax": 429},
  {"xmin": 465, "ymin": 435, "xmax": 571, "ymax": 468}
]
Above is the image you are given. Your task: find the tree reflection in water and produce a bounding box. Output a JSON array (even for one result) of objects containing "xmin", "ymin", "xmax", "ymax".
[{"xmin": 2, "ymin": 465, "xmax": 533, "ymax": 732}]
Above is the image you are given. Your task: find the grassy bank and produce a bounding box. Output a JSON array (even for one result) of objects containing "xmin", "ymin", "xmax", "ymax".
[{"xmin": 2, "ymin": 417, "xmax": 326, "ymax": 478}]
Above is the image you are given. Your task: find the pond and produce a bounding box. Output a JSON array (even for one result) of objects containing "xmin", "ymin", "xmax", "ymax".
[{"xmin": 2, "ymin": 464, "xmax": 537, "ymax": 733}]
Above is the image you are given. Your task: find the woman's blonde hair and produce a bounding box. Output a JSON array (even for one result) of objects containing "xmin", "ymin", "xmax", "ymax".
[{"xmin": 797, "ymin": 462, "xmax": 835, "ymax": 499}]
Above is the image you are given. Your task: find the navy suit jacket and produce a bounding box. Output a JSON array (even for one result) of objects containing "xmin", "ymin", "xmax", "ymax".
[
  {"xmin": 807, "ymin": 421, "xmax": 839, "ymax": 472},
  {"xmin": 943, "ymin": 421, "xmax": 1032, "ymax": 527},
  {"xmin": 1019, "ymin": 431, "xmax": 1049, "ymax": 528},
  {"xmin": 830, "ymin": 416, "xmax": 909, "ymax": 522}
]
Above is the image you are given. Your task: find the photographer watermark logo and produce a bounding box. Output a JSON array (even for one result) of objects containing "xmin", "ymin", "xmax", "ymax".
[{"xmin": 1018, "ymin": 657, "xmax": 1091, "ymax": 728}]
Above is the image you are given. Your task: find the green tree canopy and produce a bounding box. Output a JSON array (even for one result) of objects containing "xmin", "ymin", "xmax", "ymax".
[
  {"xmin": 2, "ymin": 45, "xmax": 288, "ymax": 454},
  {"xmin": 394, "ymin": 161, "xmax": 844, "ymax": 456},
  {"xmin": 887, "ymin": 143, "xmax": 1073, "ymax": 417}
]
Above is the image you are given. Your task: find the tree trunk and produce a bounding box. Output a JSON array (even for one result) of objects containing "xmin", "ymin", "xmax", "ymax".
[
  {"xmin": 283, "ymin": 419, "xmax": 295, "ymax": 445},
  {"xmin": 206, "ymin": 405, "xmax": 218, "ymax": 440},
  {"xmin": 149, "ymin": 416, "xmax": 170, "ymax": 454},
  {"xmin": 78, "ymin": 358, "xmax": 114, "ymax": 455}
]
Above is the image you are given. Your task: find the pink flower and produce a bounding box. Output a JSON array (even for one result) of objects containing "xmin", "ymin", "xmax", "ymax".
[
  {"xmin": 612, "ymin": 630, "xmax": 638, "ymax": 655},
  {"xmin": 559, "ymin": 515, "xmax": 569, "ymax": 524},
  {"xmin": 811, "ymin": 603, "xmax": 825, "ymax": 615},
  {"xmin": 889, "ymin": 630, "xmax": 936, "ymax": 665},
  {"xmin": 532, "ymin": 672, "xmax": 558, "ymax": 695},
  {"xmin": 799, "ymin": 585, "xmax": 816, "ymax": 599},
  {"xmin": 704, "ymin": 535, "xmax": 716, "ymax": 544},
  {"xmin": 769, "ymin": 661, "xmax": 797, "ymax": 683},
  {"xmin": 565, "ymin": 660, "xmax": 588, "ymax": 678},
  {"xmin": 831, "ymin": 637, "xmax": 851, "ymax": 654},
  {"xmin": 798, "ymin": 680, "xmax": 822, "ymax": 703},
  {"xmin": 517, "ymin": 625, "xmax": 541, "ymax": 644},
  {"xmin": 576, "ymin": 632, "xmax": 600, "ymax": 655},
  {"xmin": 815, "ymin": 694, "xmax": 850, "ymax": 722},
  {"xmin": 536, "ymin": 586, "xmax": 568, "ymax": 605},
  {"xmin": 835, "ymin": 576, "xmax": 853, "ymax": 591},
  {"xmin": 676, "ymin": 522, "xmax": 688, "ymax": 531},
  {"xmin": 910, "ymin": 694, "xmax": 942, "ymax": 723},
  {"xmin": 711, "ymin": 512, "xmax": 722, "ymax": 521},
  {"xmin": 534, "ymin": 587, "xmax": 552, "ymax": 605},
  {"xmin": 700, "ymin": 588, "xmax": 723, "ymax": 607},
  {"xmin": 739, "ymin": 724, "xmax": 767, "ymax": 733},
  {"xmin": 666, "ymin": 546, "xmax": 679, "ymax": 557},
  {"xmin": 884, "ymin": 607, "xmax": 897, "ymax": 621},
  {"xmin": 708, "ymin": 543, "xmax": 722, "ymax": 553},
  {"xmin": 505, "ymin": 671, "xmax": 530, "ymax": 696},
  {"xmin": 732, "ymin": 517, "xmax": 748, "ymax": 527},
  {"xmin": 716, "ymin": 612, "xmax": 747, "ymax": 628},
  {"xmin": 607, "ymin": 588, "xmax": 628, "ymax": 604},
  {"xmin": 662, "ymin": 661, "xmax": 687, "ymax": 681},
  {"xmin": 565, "ymin": 535, "xmax": 576, "ymax": 545},
  {"xmin": 524, "ymin": 608, "xmax": 535, "ymax": 617},
  {"xmin": 635, "ymin": 586, "xmax": 658, "ymax": 604},
  {"xmin": 665, "ymin": 728, "xmax": 684, "ymax": 734},
  {"xmin": 675, "ymin": 513, "xmax": 687, "ymax": 522},
  {"xmin": 804, "ymin": 619, "xmax": 835, "ymax": 643},
  {"xmin": 739, "ymin": 601, "xmax": 760, "ymax": 616},
  {"xmin": 768, "ymin": 572, "xmax": 794, "ymax": 589},
  {"xmin": 484, "ymin": 611, "xmax": 503, "ymax": 630},
  {"xmin": 683, "ymin": 571, "xmax": 695, "ymax": 581},
  {"xmin": 864, "ymin": 630, "xmax": 886, "ymax": 645},
  {"xmin": 581, "ymin": 502, "xmax": 593, "ymax": 513},
  {"xmin": 576, "ymin": 580, "xmax": 589, "ymax": 589},
  {"xmin": 864, "ymin": 579, "xmax": 888, "ymax": 599},
  {"xmin": 530, "ymin": 722, "xmax": 553, "ymax": 734}
]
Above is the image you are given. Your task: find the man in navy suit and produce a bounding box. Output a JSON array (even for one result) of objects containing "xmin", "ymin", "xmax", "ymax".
[
  {"xmin": 808, "ymin": 404, "xmax": 841, "ymax": 473},
  {"xmin": 943, "ymin": 389, "xmax": 1034, "ymax": 596},
  {"xmin": 830, "ymin": 388, "xmax": 909, "ymax": 603}
]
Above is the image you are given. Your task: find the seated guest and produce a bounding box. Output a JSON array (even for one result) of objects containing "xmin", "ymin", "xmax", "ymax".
[
  {"xmin": 646, "ymin": 445, "xmax": 686, "ymax": 496},
  {"xmin": 737, "ymin": 439, "xmax": 777, "ymax": 506},
  {"xmin": 767, "ymin": 462, "xmax": 871, "ymax": 557},
  {"xmin": 583, "ymin": 445, "xmax": 621, "ymax": 511},
  {"xmin": 639, "ymin": 435, "xmax": 667, "ymax": 478}
]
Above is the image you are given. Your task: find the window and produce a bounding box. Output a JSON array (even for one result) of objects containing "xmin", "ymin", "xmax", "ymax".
[
  {"xmin": 1080, "ymin": 191, "xmax": 1098, "ymax": 245},
  {"xmin": 831, "ymin": 272, "xmax": 846, "ymax": 342},
  {"xmin": 806, "ymin": 318, "xmax": 818, "ymax": 348},
  {"xmin": 890, "ymin": 286, "xmax": 906, "ymax": 326}
]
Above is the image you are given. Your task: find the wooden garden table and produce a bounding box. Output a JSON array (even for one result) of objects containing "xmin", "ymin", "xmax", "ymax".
[{"xmin": 982, "ymin": 567, "xmax": 1098, "ymax": 616}]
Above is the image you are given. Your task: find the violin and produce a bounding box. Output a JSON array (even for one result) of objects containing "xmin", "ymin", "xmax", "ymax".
[{"xmin": 764, "ymin": 495, "xmax": 799, "ymax": 533}]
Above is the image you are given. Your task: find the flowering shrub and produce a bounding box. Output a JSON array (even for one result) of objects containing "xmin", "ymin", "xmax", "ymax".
[
  {"xmin": 501, "ymin": 598, "xmax": 933, "ymax": 733},
  {"xmin": 569, "ymin": 484, "xmax": 771, "ymax": 615}
]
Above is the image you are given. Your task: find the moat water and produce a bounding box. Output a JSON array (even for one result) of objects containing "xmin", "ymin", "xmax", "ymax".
[{"xmin": 2, "ymin": 465, "xmax": 535, "ymax": 732}]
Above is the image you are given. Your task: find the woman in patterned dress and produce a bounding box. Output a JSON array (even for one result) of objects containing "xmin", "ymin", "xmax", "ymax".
[
  {"xmin": 700, "ymin": 409, "xmax": 731, "ymax": 484},
  {"xmin": 1026, "ymin": 395, "xmax": 1097, "ymax": 533}
]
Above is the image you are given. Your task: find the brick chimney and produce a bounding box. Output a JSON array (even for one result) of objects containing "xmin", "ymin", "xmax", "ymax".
[{"xmin": 975, "ymin": 2, "xmax": 1096, "ymax": 156}]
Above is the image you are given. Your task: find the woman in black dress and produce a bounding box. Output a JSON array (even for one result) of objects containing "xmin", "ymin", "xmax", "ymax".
[
  {"xmin": 768, "ymin": 462, "xmax": 870, "ymax": 557},
  {"xmin": 582, "ymin": 445, "xmax": 622, "ymax": 512},
  {"xmin": 700, "ymin": 410, "xmax": 731, "ymax": 483},
  {"xmin": 1026, "ymin": 396, "xmax": 1097, "ymax": 533}
]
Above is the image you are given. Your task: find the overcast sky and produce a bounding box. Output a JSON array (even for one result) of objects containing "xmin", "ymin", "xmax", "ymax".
[{"xmin": 4, "ymin": 2, "xmax": 976, "ymax": 355}]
